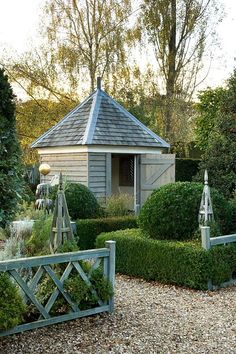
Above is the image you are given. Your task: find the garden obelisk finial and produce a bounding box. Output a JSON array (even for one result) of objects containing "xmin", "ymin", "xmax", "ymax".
[{"xmin": 198, "ymin": 170, "xmax": 214, "ymax": 225}]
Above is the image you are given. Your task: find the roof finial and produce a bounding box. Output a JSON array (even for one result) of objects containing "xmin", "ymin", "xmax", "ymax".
[{"xmin": 97, "ymin": 77, "xmax": 101, "ymax": 90}]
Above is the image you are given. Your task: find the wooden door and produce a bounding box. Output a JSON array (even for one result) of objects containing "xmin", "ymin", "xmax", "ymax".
[{"xmin": 140, "ymin": 153, "xmax": 175, "ymax": 206}]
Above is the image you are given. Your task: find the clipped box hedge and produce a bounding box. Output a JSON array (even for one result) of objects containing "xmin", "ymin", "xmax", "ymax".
[
  {"xmin": 76, "ymin": 216, "xmax": 137, "ymax": 250},
  {"xmin": 96, "ymin": 229, "xmax": 236, "ymax": 290}
]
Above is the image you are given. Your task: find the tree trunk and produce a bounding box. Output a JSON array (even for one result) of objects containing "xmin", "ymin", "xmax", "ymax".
[{"xmin": 165, "ymin": 0, "xmax": 176, "ymax": 141}]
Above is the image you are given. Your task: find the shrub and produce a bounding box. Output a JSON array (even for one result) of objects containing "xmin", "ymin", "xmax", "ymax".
[
  {"xmin": 104, "ymin": 194, "xmax": 133, "ymax": 217},
  {"xmin": 96, "ymin": 229, "xmax": 236, "ymax": 290},
  {"xmin": 138, "ymin": 182, "xmax": 233, "ymax": 241},
  {"xmin": 37, "ymin": 263, "xmax": 113, "ymax": 314},
  {"xmin": 0, "ymin": 236, "xmax": 25, "ymax": 261},
  {"xmin": 26, "ymin": 215, "xmax": 52, "ymax": 256},
  {"xmin": 76, "ymin": 216, "xmax": 137, "ymax": 249},
  {"xmin": 51, "ymin": 183, "xmax": 100, "ymax": 220},
  {"xmin": 0, "ymin": 273, "xmax": 26, "ymax": 330}
]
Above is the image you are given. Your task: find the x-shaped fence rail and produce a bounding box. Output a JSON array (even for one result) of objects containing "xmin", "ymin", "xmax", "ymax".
[{"xmin": 0, "ymin": 241, "xmax": 115, "ymax": 336}]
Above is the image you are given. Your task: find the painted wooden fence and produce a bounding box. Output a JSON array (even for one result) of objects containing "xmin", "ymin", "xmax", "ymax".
[
  {"xmin": 0, "ymin": 241, "xmax": 115, "ymax": 337},
  {"xmin": 200, "ymin": 226, "xmax": 236, "ymax": 250},
  {"xmin": 201, "ymin": 226, "xmax": 236, "ymax": 290}
]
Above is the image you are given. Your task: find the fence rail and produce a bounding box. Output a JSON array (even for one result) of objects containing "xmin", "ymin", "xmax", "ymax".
[
  {"xmin": 201, "ymin": 226, "xmax": 236, "ymax": 250},
  {"xmin": 0, "ymin": 241, "xmax": 115, "ymax": 337}
]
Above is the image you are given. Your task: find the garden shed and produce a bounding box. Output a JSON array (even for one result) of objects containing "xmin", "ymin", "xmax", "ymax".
[{"xmin": 31, "ymin": 79, "xmax": 175, "ymax": 212}]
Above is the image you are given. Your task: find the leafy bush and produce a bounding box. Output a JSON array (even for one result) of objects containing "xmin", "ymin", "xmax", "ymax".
[
  {"xmin": 138, "ymin": 182, "xmax": 233, "ymax": 241},
  {"xmin": 51, "ymin": 183, "xmax": 100, "ymax": 220},
  {"xmin": 37, "ymin": 263, "xmax": 113, "ymax": 314},
  {"xmin": 76, "ymin": 216, "xmax": 137, "ymax": 249},
  {"xmin": 104, "ymin": 193, "xmax": 133, "ymax": 217},
  {"xmin": 0, "ymin": 236, "xmax": 25, "ymax": 261},
  {"xmin": 26, "ymin": 215, "xmax": 52, "ymax": 256},
  {"xmin": 0, "ymin": 273, "xmax": 26, "ymax": 330},
  {"xmin": 96, "ymin": 229, "xmax": 236, "ymax": 290}
]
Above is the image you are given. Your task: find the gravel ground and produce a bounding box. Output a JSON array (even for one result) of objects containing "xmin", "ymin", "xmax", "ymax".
[{"xmin": 0, "ymin": 274, "xmax": 236, "ymax": 354}]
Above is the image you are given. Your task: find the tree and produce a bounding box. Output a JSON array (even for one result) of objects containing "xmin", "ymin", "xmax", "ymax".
[
  {"xmin": 11, "ymin": 0, "xmax": 137, "ymax": 97},
  {"xmin": 47, "ymin": 0, "xmax": 138, "ymax": 91},
  {"xmin": 195, "ymin": 86, "xmax": 226, "ymax": 151},
  {"xmin": 141, "ymin": 0, "xmax": 220, "ymax": 141},
  {"xmin": 0, "ymin": 68, "xmax": 23, "ymax": 227},
  {"xmin": 16, "ymin": 99, "xmax": 75, "ymax": 164},
  {"xmin": 195, "ymin": 70, "xmax": 236, "ymax": 198}
]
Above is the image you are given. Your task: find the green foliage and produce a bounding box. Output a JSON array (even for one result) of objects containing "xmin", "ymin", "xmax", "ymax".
[
  {"xmin": 51, "ymin": 183, "xmax": 100, "ymax": 221},
  {"xmin": 195, "ymin": 87, "xmax": 226, "ymax": 151},
  {"xmin": 195, "ymin": 71, "xmax": 236, "ymax": 198},
  {"xmin": 0, "ymin": 272, "xmax": 26, "ymax": 330},
  {"xmin": 0, "ymin": 68, "xmax": 23, "ymax": 228},
  {"xmin": 76, "ymin": 216, "xmax": 137, "ymax": 250},
  {"xmin": 16, "ymin": 99, "xmax": 75, "ymax": 164},
  {"xmin": 96, "ymin": 229, "xmax": 236, "ymax": 290},
  {"xmin": 26, "ymin": 215, "xmax": 52, "ymax": 256},
  {"xmin": 104, "ymin": 193, "xmax": 133, "ymax": 217},
  {"xmin": 175, "ymin": 158, "xmax": 200, "ymax": 181},
  {"xmin": 138, "ymin": 182, "xmax": 233, "ymax": 241},
  {"xmin": 56, "ymin": 240, "xmax": 79, "ymax": 253},
  {"xmin": 37, "ymin": 263, "xmax": 113, "ymax": 314}
]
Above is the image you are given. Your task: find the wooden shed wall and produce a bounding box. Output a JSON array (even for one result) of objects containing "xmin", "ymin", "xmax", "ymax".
[
  {"xmin": 88, "ymin": 153, "xmax": 108, "ymax": 201},
  {"xmin": 40, "ymin": 153, "xmax": 88, "ymax": 186}
]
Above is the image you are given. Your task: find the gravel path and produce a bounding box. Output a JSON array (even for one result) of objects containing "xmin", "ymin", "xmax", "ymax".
[{"xmin": 1, "ymin": 275, "xmax": 236, "ymax": 354}]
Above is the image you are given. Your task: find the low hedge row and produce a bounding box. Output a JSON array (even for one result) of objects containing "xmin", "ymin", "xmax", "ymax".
[
  {"xmin": 96, "ymin": 229, "xmax": 236, "ymax": 290},
  {"xmin": 76, "ymin": 216, "xmax": 137, "ymax": 250}
]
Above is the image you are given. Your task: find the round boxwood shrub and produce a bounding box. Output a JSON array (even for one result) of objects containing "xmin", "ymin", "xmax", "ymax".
[
  {"xmin": 0, "ymin": 272, "xmax": 26, "ymax": 330},
  {"xmin": 138, "ymin": 182, "xmax": 233, "ymax": 241},
  {"xmin": 64, "ymin": 183, "xmax": 100, "ymax": 220}
]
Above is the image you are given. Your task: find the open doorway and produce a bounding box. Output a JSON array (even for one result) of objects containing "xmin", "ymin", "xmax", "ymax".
[{"xmin": 111, "ymin": 154, "xmax": 134, "ymax": 210}]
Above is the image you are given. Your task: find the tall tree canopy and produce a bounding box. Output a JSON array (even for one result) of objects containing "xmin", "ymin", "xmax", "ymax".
[
  {"xmin": 141, "ymin": 0, "xmax": 220, "ymax": 141},
  {"xmin": 0, "ymin": 68, "xmax": 23, "ymax": 227},
  {"xmin": 9, "ymin": 0, "xmax": 138, "ymax": 99},
  {"xmin": 195, "ymin": 69, "xmax": 236, "ymax": 198}
]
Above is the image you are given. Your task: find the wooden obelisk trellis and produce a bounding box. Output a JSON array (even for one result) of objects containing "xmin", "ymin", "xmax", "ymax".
[
  {"xmin": 198, "ymin": 170, "xmax": 214, "ymax": 226},
  {"xmin": 50, "ymin": 173, "xmax": 74, "ymax": 253}
]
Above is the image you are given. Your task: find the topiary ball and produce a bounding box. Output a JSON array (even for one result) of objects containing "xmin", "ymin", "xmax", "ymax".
[
  {"xmin": 138, "ymin": 182, "xmax": 233, "ymax": 241},
  {"xmin": 64, "ymin": 183, "xmax": 100, "ymax": 220}
]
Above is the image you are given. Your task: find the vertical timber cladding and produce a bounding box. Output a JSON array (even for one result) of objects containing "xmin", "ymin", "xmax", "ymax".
[
  {"xmin": 88, "ymin": 152, "xmax": 110, "ymax": 202},
  {"xmin": 140, "ymin": 153, "xmax": 175, "ymax": 206},
  {"xmin": 40, "ymin": 152, "xmax": 89, "ymax": 185}
]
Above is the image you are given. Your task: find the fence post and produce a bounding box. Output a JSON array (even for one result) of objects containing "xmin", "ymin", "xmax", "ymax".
[
  {"xmin": 105, "ymin": 240, "xmax": 116, "ymax": 312},
  {"xmin": 201, "ymin": 226, "xmax": 211, "ymax": 250}
]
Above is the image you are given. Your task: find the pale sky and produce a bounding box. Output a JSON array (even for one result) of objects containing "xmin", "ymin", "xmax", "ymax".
[{"xmin": 0, "ymin": 0, "xmax": 235, "ymax": 97}]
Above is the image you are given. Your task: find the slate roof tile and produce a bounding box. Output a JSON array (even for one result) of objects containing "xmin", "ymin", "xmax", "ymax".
[{"xmin": 31, "ymin": 87, "xmax": 169, "ymax": 149}]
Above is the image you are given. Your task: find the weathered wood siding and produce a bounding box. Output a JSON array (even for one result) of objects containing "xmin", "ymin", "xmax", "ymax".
[
  {"xmin": 88, "ymin": 152, "xmax": 107, "ymax": 201},
  {"xmin": 40, "ymin": 153, "xmax": 88, "ymax": 186},
  {"xmin": 140, "ymin": 153, "xmax": 175, "ymax": 206}
]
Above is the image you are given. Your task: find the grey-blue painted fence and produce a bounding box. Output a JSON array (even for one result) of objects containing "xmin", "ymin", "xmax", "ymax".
[
  {"xmin": 200, "ymin": 226, "xmax": 236, "ymax": 250},
  {"xmin": 0, "ymin": 240, "xmax": 116, "ymax": 337},
  {"xmin": 201, "ymin": 226, "xmax": 236, "ymax": 290}
]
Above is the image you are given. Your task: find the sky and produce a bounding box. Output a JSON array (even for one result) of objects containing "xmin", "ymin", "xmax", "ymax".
[{"xmin": 0, "ymin": 0, "xmax": 236, "ymax": 97}]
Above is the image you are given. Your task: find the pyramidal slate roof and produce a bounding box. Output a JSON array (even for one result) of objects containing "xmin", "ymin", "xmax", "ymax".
[{"xmin": 31, "ymin": 87, "xmax": 169, "ymax": 149}]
